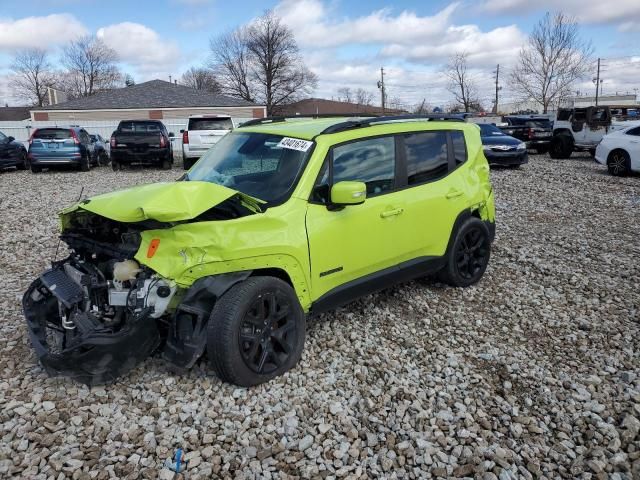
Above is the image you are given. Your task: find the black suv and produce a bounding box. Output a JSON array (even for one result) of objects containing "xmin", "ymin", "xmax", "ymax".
[{"xmin": 501, "ymin": 116, "xmax": 553, "ymax": 153}]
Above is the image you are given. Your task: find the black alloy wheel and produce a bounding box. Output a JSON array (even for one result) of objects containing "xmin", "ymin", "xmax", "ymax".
[
  {"xmin": 207, "ymin": 276, "xmax": 305, "ymax": 386},
  {"xmin": 439, "ymin": 217, "xmax": 491, "ymax": 287},
  {"xmin": 455, "ymin": 227, "xmax": 490, "ymax": 281},
  {"xmin": 239, "ymin": 291, "xmax": 297, "ymax": 375}
]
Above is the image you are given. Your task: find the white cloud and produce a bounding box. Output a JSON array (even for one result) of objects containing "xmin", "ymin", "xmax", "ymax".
[
  {"xmin": 479, "ymin": 0, "xmax": 640, "ymax": 30},
  {"xmin": 275, "ymin": 0, "xmax": 458, "ymax": 48},
  {"xmin": 0, "ymin": 14, "xmax": 87, "ymax": 51},
  {"xmin": 96, "ymin": 22, "xmax": 182, "ymax": 78},
  {"xmin": 270, "ymin": 0, "xmax": 527, "ymax": 107}
]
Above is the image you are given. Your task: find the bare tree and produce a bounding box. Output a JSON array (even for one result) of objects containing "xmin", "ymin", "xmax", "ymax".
[
  {"xmin": 210, "ymin": 28, "xmax": 255, "ymax": 102},
  {"xmin": 211, "ymin": 11, "xmax": 317, "ymax": 114},
  {"xmin": 354, "ymin": 88, "xmax": 373, "ymax": 106},
  {"xmin": 336, "ymin": 87, "xmax": 352, "ymax": 103},
  {"xmin": 9, "ymin": 49, "xmax": 56, "ymax": 106},
  {"xmin": 181, "ymin": 67, "xmax": 221, "ymax": 94},
  {"xmin": 444, "ymin": 52, "xmax": 479, "ymax": 112},
  {"xmin": 62, "ymin": 36, "xmax": 121, "ymax": 97},
  {"xmin": 511, "ymin": 12, "xmax": 592, "ymax": 113}
]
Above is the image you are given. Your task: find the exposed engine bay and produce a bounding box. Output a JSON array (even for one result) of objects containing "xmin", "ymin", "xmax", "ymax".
[{"xmin": 22, "ymin": 203, "xmax": 253, "ymax": 385}]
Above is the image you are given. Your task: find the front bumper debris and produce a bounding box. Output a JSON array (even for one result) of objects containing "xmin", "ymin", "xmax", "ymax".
[{"xmin": 23, "ymin": 266, "xmax": 160, "ymax": 386}]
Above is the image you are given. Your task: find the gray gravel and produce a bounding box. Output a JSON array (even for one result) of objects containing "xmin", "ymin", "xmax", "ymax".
[{"xmin": 0, "ymin": 155, "xmax": 638, "ymax": 479}]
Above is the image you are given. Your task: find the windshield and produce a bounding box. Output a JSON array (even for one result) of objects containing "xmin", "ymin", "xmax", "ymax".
[
  {"xmin": 33, "ymin": 128, "xmax": 73, "ymax": 140},
  {"xmin": 119, "ymin": 122, "xmax": 162, "ymax": 133},
  {"xmin": 188, "ymin": 117, "xmax": 233, "ymax": 131},
  {"xmin": 479, "ymin": 124, "xmax": 505, "ymax": 136},
  {"xmin": 186, "ymin": 132, "xmax": 312, "ymax": 204}
]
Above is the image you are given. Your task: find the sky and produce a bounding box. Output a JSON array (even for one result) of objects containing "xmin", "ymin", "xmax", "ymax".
[{"xmin": 0, "ymin": 0, "xmax": 639, "ymax": 109}]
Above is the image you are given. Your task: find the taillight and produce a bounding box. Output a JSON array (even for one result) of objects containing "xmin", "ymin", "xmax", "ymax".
[
  {"xmin": 110, "ymin": 135, "xmax": 116, "ymax": 148},
  {"xmin": 160, "ymin": 135, "xmax": 166, "ymax": 148},
  {"xmin": 182, "ymin": 130, "xmax": 189, "ymax": 144},
  {"xmin": 70, "ymin": 130, "xmax": 80, "ymax": 145},
  {"xmin": 528, "ymin": 128, "xmax": 534, "ymax": 140},
  {"xmin": 28, "ymin": 129, "xmax": 36, "ymax": 146}
]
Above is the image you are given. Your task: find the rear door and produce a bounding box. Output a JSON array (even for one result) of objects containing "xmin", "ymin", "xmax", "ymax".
[
  {"xmin": 395, "ymin": 130, "xmax": 470, "ymax": 258},
  {"xmin": 625, "ymin": 126, "xmax": 640, "ymax": 170},
  {"xmin": 187, "ymin": 117, "xmax": 233, "ymax": 152}
]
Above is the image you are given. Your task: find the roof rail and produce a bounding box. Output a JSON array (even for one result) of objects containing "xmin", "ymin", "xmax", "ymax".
[
  {"xmin": 238, "ymin": 113, "xmax": 379, "ymax": 128},
  {"xmin": 318, "ymin": 114, "xmax": 465, "ymax": 135}
]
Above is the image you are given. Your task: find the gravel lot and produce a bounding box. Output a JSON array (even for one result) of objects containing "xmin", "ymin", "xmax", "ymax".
[{"xmin": 0, "ymin": 154, "xmax": 638, "ymax": 479}]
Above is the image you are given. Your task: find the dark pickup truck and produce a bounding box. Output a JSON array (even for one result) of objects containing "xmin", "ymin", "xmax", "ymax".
[
  {"xmin": 500, "ymin": 116, "xmax": 553, "ymax": 153},
  {"xmin": 110, "ymin": 120, "xmax": 174, "ymax": 170}
]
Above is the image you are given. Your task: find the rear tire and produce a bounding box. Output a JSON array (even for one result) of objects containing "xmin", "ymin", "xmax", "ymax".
[
  {"xmin": 30, "ymin": 165, "xmax": 41, "ymax": 173},
  {"xmin": 439, "ymin": 217, "xmax": 491, "ymax": 288},
  {"xmin": 17, "ymin": 151, "xmax": 28, "ymax": 170},
  {"xmin": 183, "ymin": 157, "xmax": 195, "ymax": 170},
  {"xmin": 99, "ymin": 151, "xmax": 109, "ymax": 166},
  {"xmin": 111, "ymin": 161, "xmax": 121, "ymax": 171},
  {"xmin": 207, "ymin": 276, "xmax": 306, "ymax": 387},
  {"xmin": 607, "ymin": 150, "xmax": 631, "ymax": 176},
  {"xmin": 161, "ymin": 159, "xmax": 171, "ymax": 170},
  {"xmin": 80, "ymin": 155, "xmax": 90, "ymax": 172},
  {"xmin": 549, "ymin": 135, "xmax": 573, "ymax": 159}
]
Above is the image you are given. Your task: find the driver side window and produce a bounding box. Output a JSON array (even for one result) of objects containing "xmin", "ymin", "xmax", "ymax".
[{"xmin": 313, "ymin": 136, "xmax": 396, "ymax": 204}]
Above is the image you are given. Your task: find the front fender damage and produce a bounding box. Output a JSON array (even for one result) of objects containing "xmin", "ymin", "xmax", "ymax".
[{"xmin": 162, "ymin": 271, "xmax": 251, "ymax": 370}]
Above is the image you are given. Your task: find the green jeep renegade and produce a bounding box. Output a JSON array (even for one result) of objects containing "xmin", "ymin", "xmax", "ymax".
[{"xmin": 23, "ymin": 115, "xmax": 495, "ymax": 386}]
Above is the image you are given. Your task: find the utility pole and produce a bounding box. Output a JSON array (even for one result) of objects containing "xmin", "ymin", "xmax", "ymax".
[
  {"xmin": 377, "ymin": 67, "xmax": 386, "ymax": 115},
  {"xmin": 494, "ymin": 64, "xmax": 500, "ymax": 114},
  {"xmin": 595, "ymin": 58, "xmax": 600, "ymax": 106}
]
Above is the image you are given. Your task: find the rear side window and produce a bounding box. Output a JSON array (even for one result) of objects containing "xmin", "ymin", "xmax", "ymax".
[
  {"xmin": 626, "ymin": 127, "xmax": 640, "ymax": 136},
  {"xmin": 33, "ymin": 128, "xmax": 72, "ymax": 140},
  {"xmin": 188, "ymin": 118, "xmax": 233, "ymax": 131},
  {"xmin": 403, "ymin": 131, "xmax": 448, "ymax": 185},
  {"xmin": 451, "ymin": 131, "xmax": 467, "ymax": 166},
  {"xmin": 525, "ymin": 120, "xmax": 551, "ymax": 129},
  {"xmin": 119, "ymin": 122, "xmax": 162, "ymax": 133},
  {"xmin": 332, "ymin": 136, "xmax": 396, "ymax": 196}
]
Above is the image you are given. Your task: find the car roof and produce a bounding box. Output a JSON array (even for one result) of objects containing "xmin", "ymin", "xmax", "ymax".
[
  {"xmin": 188, "ymin": 114, "xmax": 231, "ymax": 119},
  {"xmin": 237, "ymin": 116, "xmax": 473, "ymax": 141}
]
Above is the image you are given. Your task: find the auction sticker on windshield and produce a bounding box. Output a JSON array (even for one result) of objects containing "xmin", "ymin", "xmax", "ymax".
[{"xmin": 278, "ymin": 137, "xmax": 313, "ymax": 152}]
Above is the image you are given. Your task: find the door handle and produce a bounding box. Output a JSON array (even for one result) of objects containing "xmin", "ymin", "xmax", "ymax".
[
  {"xmin": 446, "ymin": 189, "xmax": 464, "ymax": 199},
  {"xmin": 380, "ymin": 208, "xmax": 403, "ymax": 218}
]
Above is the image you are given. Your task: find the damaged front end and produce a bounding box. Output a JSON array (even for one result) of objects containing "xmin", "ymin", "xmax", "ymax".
[{"xmin": 23, "ymin": 181, "xmax": 261, "ymax": 385}]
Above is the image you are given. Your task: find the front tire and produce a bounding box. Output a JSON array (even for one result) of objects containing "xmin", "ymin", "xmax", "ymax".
[
  {"xmin": 607, "ymin": 150, "xmax": 630, "ymax": 176},
  {"xmin": 207, "ymin": 277, "xmax": 305, "ymax": 387},
  {"xmin": 439, "ymin": 217, "xmax": 491, "ymax": 287},
  {"xmin": 549, "ymin": 136, "xmax": 573, "ymax": 159}
]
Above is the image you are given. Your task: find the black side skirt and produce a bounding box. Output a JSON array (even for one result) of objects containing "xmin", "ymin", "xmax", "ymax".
[{"xmin": 310, "ymin": 256, "xmax": 445, "ymax": 314}]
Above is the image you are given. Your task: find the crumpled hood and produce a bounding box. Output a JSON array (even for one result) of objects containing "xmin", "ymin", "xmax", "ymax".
[{"xmin": 60, "ymin": 181, "xmax": 263, "ymax": 224}]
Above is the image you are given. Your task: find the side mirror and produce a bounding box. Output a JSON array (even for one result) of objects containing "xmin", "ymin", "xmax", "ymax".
[
  {"xmin": 169, "ymin": 132, "xmax": 175, "ymax": 138},
  {"xmin": 330, "ymin": 181, "xmax": 366, "ymax": 206},
  {"xmin": 179, "ymin": 129, "xmax": 185, "ymax": 133},
  {"xmin": 7, "ymin": 136, "xmax": 15, "ymax": 142}
]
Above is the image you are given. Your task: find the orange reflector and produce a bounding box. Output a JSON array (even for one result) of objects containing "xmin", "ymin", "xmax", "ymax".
[{"xmin": 147, "ymin": 238, "xmax": 160, "ymax": 258}]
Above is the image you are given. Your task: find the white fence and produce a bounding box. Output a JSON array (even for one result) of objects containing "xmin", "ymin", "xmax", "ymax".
[{"xmin": 0, "ymin": 118, "xmax": 252, "ymax": 161}]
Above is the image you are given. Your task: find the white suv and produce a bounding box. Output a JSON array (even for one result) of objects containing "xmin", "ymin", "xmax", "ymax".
[{"xmin": 181, "ymin": 115, "xmax": 234, "ymax": 169}]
